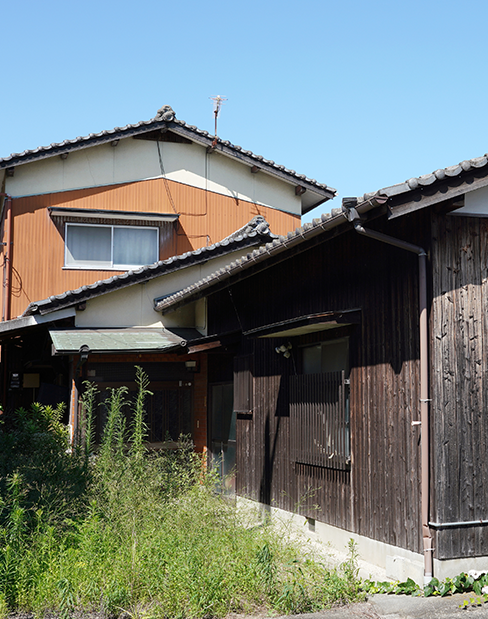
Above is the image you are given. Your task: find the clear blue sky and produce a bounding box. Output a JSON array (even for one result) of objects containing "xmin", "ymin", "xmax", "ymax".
[{"xmin": 2, "ymin": 0, "xmax": 487, "ymax": 222}]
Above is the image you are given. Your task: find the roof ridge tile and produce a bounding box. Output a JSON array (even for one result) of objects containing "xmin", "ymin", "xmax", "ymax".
[{"xmin": 0, "ymin": 106, "xmax": 335, "ymax": 195}]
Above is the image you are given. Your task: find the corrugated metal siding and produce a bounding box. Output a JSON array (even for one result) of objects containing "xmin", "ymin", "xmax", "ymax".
[{"xmin": 4, "ymin": 178, "xmax": 299, "ymax": 318}]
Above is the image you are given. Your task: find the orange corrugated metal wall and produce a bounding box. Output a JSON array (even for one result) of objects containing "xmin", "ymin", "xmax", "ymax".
[{"xmin": 4, "ymin": 178, "xmax": 300, "ymax": 318}]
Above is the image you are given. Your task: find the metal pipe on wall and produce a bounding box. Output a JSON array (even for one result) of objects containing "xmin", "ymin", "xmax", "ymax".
[
  {"xmin": 346, "ymin": 210, "xmax": 433, "ymax": 584},
  {"xmin": 0, "ymin": 193, "xmax": 13, "ymax": 322},
  {"xmin": 429, "ymin": 519, "xmax": 488, "ymax": 529},
  {"xmin": 0, "ymin": 192, "xmax": 13, "ymax": 411}
]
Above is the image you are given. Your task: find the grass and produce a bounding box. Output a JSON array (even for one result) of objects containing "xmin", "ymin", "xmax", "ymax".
[{"xmin": 0, "ymin": 367, "xmax": 363, "ymax": 618}]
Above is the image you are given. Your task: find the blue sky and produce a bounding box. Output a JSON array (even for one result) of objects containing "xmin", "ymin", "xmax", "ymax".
[{"xmin": 2, "ymin": 0, "xmax": 487, "ymax": 222}]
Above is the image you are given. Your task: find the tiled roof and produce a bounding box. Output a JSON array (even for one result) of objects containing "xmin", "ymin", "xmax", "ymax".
[
  {"xmin": 360, "ymin": 155, "xmax": 488, "ymax": 202},
  {"xmin": 157, "ymin": 151, "xmax": 488, "ymax": 314},
  {"xmin": 23, "ymin": 216, "xmax": 276, "ymax": 317},
  {"xmin": 0, "ymin": 105, "xmax": 335, "ymax": 199},
  {"xmin": 154, "ymin": 205, "xmax": 356, "ymax": 314}
]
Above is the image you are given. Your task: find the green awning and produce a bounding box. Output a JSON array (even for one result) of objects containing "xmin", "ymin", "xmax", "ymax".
[{"xmin": 49, "ymin": 328, "xmax": 186, "ymax": 355}]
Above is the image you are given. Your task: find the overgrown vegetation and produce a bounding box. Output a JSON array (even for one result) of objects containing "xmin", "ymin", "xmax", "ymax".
[
  {"xmin": 362, "ymin": 572, "xmax": 488, "ymax": 608},
  {"xmin": 0, "ymin": 367, "xmax": 363, "ymax": 618}
]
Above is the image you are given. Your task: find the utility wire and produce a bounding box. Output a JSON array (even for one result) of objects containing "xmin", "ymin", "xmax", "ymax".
[{"xmin": 156, "ymin": 140, "xmax": 178, "ymax": 215}]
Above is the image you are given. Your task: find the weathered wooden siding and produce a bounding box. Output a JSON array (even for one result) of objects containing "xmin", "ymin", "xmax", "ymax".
[
  {"xmin": 290, "ymin": 372, "xmax": 349, "ymax": 470},
  {"xmin": 209, "ymin": 212, "xmax": 426, "ymax": 554},
  {"xmin": 2, "ymin": 177, "xmax": 299, "ymax": 318},
  {"xmin": 236, "ymin": 339, "xmax": 298, "ymax": 513},
  {"xmin": 431, "ymin": 212, "xmax": 488, "ymax": 559}
]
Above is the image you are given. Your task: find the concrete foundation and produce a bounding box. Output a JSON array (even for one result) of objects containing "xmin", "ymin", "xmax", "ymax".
[
  {"xmin": 237, "ymin": 498, "xmax": 424, "ymax": 584},
  {"xmin": 237, "ymin": 498, "xmax": 488, "ymax": 584},
  {"xmin": 433, "ymin": 556, "xmax": 488, "ymax": 581}
]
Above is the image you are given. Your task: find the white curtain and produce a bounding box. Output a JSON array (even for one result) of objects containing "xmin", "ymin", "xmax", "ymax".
[
  {"xmin": 66, "ymin": 225, "xmax": 158, "ymax": 268},
  {"xmin": 113, "ymin": 227, "xmax": 158, "ymax": 266},
  {"xmin": 66, "ymin": 225, "xmax": 111, "ymax": 267}
]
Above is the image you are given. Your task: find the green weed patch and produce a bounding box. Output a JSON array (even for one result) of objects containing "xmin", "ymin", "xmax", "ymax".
[
  {"xmin": 362, "ymin": 571, "xmax": 488, "ymax": 608},
  {"xmin": 0, "ymin": 368, "xmax": 363, "ymax": 618}
]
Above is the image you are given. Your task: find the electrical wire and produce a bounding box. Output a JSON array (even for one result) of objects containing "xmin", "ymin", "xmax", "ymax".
[
  {"xmin": 156, "ymin": 140, "xmax": 178, "ymax": 215},
  {"xmin": 156, "ymin": 139, "xmax": 208, "ymax": 218},
  {"xmin": 228, "ymin": 288, "xmax": 243, "ymax": 332}
]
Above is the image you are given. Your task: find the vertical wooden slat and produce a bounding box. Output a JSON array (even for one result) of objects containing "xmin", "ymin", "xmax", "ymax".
[
  {"xmin": 290, "ymin": 371, "xmax": 348, "ymax": 471},
  {"xmin": 431, "ymin": 211, "xmax": 488, "ymax": 560}
]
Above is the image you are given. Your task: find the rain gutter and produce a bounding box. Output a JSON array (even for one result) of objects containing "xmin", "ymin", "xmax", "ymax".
[
  {"xmin": 429, "ymin": 519, "xmax": 488, "ymax": 530},
  {"xmin": 0, "ymin": 192, "xmax": 13, "ymax": 410},
  {"xmin": 343, "ymin": 200, "xmax": 433, "ymax": 585}
]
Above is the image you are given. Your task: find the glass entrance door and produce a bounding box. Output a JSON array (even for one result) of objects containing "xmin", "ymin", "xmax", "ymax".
[{"xmin": 210, "ymin": 382, "xmax": 236, "ymax": 494}]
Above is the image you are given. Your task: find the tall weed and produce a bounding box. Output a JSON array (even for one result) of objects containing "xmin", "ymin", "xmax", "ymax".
[
  {"xmin": 79, "ymin": 381, "xmax": 98, "ymax": 458},
  {"xmin": 0, "ymin": 369, "xmax": 363, "ymax": 617}
]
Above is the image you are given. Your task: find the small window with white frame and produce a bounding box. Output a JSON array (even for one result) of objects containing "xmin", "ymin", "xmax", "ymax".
[{"xmin": 65, "ymin": 223, "xmax": 159, "ymax": 270}]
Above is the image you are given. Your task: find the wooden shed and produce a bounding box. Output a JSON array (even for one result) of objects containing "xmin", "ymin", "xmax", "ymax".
[{"xmin": 158, "ymin": 155, "xmax": 488, "ymax": 583}]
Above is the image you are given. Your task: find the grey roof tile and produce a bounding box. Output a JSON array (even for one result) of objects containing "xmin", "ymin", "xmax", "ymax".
[
  {"xmin": 359, "ymin": 152, "xmax": 488, "ymax": 202},
  {"xmin": 154, "ymin": 205, "xmax": 352, "ymax": 313},
  {"xmin": 1, "ymin": 105, "xmax": 335, "ymax": 197},
  {"xmin": 23, "ymin": 216, "xmax": 276, "ymax": 317}
]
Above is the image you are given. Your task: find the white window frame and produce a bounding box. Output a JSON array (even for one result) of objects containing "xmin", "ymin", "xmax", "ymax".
[{"xmin": 64, "ymin": 222, "xmax": 159, "ymax": 270}]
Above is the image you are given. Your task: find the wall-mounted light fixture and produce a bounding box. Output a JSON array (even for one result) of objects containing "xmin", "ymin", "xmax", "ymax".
[
  {"xmin": 185, "ymin": 360, "xmax": 199, "ymax": 372},
  {"xmin": 275, "ymin": 342, "xmax": 293, "ymax": 359}
]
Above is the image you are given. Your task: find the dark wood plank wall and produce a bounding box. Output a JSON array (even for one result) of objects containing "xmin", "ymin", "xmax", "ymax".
[
  {"xmin": 209, "ymin": 212, "xmax": 427, "ymax": 554},
  {"xmin": 431, "ymin": 212, "xmax": 488, "ymax": 559}
]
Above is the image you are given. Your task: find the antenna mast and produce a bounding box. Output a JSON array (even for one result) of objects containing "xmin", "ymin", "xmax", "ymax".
[{"xmin": 210, "ymin": 95, "xmax": 227, "ymax": 143}]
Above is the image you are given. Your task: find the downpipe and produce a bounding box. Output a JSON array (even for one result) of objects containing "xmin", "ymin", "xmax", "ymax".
[
  {"xmin": 346, "ymin": 208, "xmax": 433, "ymax": 584},
  {"xmin": 0, "ymin": 193, "xmax": 12, "ymax": 322},
  {"xmin": 0, "ymin": 193, "xmax": 12, "ymax": 412}
]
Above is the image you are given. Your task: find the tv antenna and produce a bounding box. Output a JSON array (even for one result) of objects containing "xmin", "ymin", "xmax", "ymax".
[{"xmin": 210, "ymin": 95, "xmax": 227, "ymax": 141}]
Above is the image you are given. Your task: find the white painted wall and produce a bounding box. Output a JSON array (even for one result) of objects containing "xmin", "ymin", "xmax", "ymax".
[
  {"xmin": 75, "ymin": 248, "xmax": 245, "ymax": 329},
  {"xmin": 195, "ymin": 298, "xmax": 207, "ymax": 335},
  {"xmin": 455, "ymin": 183, "xmax": 488, "ymax": 216},
  {"xmin": 5, "ymin": 138, "xmax": 304, "ymax": 215}
]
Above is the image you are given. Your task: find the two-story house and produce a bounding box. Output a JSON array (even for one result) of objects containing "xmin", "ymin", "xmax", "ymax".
[
  {"xmin": 0, "ymin": 104, "xmax": 333, "ymax": 321},
  {"xmin": 0, "ymin": 105, "xmax": 334, "ymax": 456}
]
